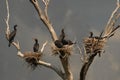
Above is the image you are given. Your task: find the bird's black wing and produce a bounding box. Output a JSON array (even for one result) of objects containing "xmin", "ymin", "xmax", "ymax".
[
  {"xmin": 54, "ymin": 40, "xmax": 63, "ymax": 48},
  {"xmin": 8, "ymin": 30, "xmax": 16, "ymax": 47},
  {"xmin": 59, "ymin": 29, "xmax": 65, "ymax": 41},
  {"xmin": 33, "ymin": 43, "xmax": 39, "ymax": 52}
]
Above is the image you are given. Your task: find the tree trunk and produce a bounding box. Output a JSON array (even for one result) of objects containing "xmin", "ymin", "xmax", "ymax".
[{"xmin": 80, "ymin": 53, "xmax": 97, "ymax": 80}]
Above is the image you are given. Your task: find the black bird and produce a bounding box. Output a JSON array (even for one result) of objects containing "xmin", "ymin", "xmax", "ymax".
[
  {"xmin": 89, "ymin": 32, "xmax": 104, "ymax": 40},
  {"xmin": 54, "ymin": 40, "xmax": 63, "ymax": 48},
  {"xmin": 59, "ymin": 29, "xmax": 65, "ymax": 41},
  {"xmin": 8, "ymin": 25, "xmax": 17, "ymax": 47},
  {"xmin": 89, "ymin": 32, "xmax": 93, "ymax": 38},
  {"xmin": 60, "ymin": 29, "xmax": 74, "ymax": 45},
  {"xmin": 54, "ymin": 29, "xmax": 65, "ymax": 48},
  {"xmin": 61, "ymin": 39, "xmax": 74, "ymax": 45},
  {"xmin": 55, "ymin": 29, "xmax": 74, "ymax": 48},
  {"xmin": 33, "ymin": 38, "xmax": 39, "ymax": 52},
  {"xmin": 67, "ymin": 40, "xmax": 75, "ymax": 45}
]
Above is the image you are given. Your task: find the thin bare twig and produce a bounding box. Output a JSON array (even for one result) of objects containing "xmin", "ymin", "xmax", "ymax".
[
  {"xmin": 40, "ymin": 41, "xmax": 48, "ymax": 53},
  {"xmin": 76, "ymin": 45, "xmax": 84, "ymax": 63}
]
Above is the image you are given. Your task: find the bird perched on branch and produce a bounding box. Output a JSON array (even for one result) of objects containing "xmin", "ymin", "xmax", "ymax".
[
  {"xmin": 60, "ymin": 29, "xmax": 75, "ymax": 45},
  {"xmin": 89, "ymin": 32, "xmax": 93, "ymax": 38},
  {"xmin": 54, "ymin": 29, "xmax": 75, "ymax": 48},
  {"xmin": 54, "ymin": 29, "xmax": 75, "ymax": 58},
  {"xmin": 62, "ymin": 39, "xmax": 75, "ymax": 45},
  {"xmin": 54, "ymin": 29, "xmax": 65, "ymax": 48},
  {"xmin": 8, "ymin": 25, "xmax": 17, "ymax": 47},
  {"xmin": 59, "ymin": 29, "xmax": 65, "ymax": 41},
  {"xmin": 89, "ymin": 31, "xmax": 104, "ymax": 40},
  {"xmin": 33, "ymin": 38, "xmax": 39, "ymax": 52}
]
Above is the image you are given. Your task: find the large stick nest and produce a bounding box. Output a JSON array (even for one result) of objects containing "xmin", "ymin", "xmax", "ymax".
[
  {"xmin": 83, "ymin": 37, "xmax": 106, "ymax": 55},
  {"xmin": 23, "ymin": 52, "xmax": 42, "ymax": 70},
  {"xmin": 51, "ymin": 43, "xmax": 73, "ymax": 58}
]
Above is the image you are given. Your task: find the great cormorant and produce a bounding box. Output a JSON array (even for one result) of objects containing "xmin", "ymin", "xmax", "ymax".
[
  {"xmin": 33, "ymin": 38, "xmax": 39, "ymax": 52},
  {"xmin": 89, "ymin": 32, "xmax": 104, "ymax": 40},
  {"xmin": 8, "ymin": 25, "xmax": 17, "ymax": 47},
  {"xmin": 54, "ymin": 29, "xmax": 65, "ymax": 48},
  {"xmin": 89, "ymin": 32, "xmax": 93, "ymax": 38},
  {"xmin": 54, "ymin": 29, "xmax": 74, "ymax": 48},
  {"xmin": 59, "ymin": 29, "xmax": 65, "ymax": 41},
  {"xmin": 54, "ymin": 40, "xmax": 63, "ymax": 48},
  {"xmin": 60, "ymin": 29, "xmax": 74, "ymax": 45},
  {"xmin": 61, "ymin": 39, "xmax": 74, "ymax": 45}
]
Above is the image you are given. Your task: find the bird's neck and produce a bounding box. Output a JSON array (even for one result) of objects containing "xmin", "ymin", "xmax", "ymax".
[
  {"xmin": 14, "ymin": 28, "xmax": 17, "ymax": 31},
  {"xmin": 35, "ymin": 40, "xmax": 38, "ymax": 44}
]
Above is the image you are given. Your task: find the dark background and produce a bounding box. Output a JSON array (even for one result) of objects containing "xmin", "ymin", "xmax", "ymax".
[{"xmin": 0, "ymin": 0, "xmax": 120, "ymax": 80}]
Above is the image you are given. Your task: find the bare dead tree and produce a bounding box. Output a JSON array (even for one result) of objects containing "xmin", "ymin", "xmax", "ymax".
[
  {"xmin": 4, "ymin": 0, "xmax": 120, "ymax": 80},
  {"xmin": 5, "ymin": 0, "xmax": 64, "ymax": 79},
  {"xmin": 79, "ymin": 0, "xmax": 120, "ymax": 80}
]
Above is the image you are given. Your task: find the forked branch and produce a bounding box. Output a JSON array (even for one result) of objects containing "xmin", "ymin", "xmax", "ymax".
[
  {"xmin": 30, "ymin": 0, "xmax": 57, "ymax": 41},
  {"xmin": 30, "ymin": 0, "xmax": 73, "ymax": 80},
  {"xmin": 42, "ymin": 0, "xmax": 50, "ymax": 20},
  {"xmin": 5, "ymin": 0, "xmax": 64, "ymax": 79}
]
